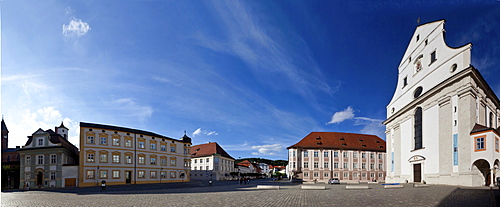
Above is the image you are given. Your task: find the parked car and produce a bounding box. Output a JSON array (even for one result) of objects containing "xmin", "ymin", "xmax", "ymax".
[{"xmin": 328, "ymin": 178, "xmax": 340, "ymax": 184}]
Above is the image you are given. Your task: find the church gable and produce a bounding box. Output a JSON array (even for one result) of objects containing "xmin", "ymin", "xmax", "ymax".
[{"xmin": 387, "ymin": 20, "xmax": 472, "ymax": 118}]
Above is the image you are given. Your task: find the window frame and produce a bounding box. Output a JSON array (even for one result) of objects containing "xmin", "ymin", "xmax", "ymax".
[{"xmin": 475, "ymin": 136, "xmax": 486, "ymax": 152}]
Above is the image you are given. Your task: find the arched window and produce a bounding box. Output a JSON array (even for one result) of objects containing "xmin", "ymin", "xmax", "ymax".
[
  {"xmin": 490, "ymin": 112, "xmax": 494, "ymax": 128},
  {"xmin": 414, "ymin": 107, "xmax": 423, "ymax": 150}
]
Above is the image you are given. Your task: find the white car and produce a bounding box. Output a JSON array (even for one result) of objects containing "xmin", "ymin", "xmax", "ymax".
[{"xmin": 328, "ymin": 178, "xmax": 340, "ymax": 184}]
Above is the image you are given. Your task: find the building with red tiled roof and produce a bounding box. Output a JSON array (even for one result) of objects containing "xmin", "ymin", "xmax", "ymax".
[
  {"xmin": 287, "ymin": 132, "xmax": 386, "ymax": 183},
  {"xmin": 190, "ymin": 142, "xmax": 235, "ymax": 181}
]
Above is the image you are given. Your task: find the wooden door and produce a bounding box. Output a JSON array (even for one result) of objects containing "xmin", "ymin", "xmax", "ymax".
[
  {"xmin": 65, "ymin": 178, "xmax": 76, "ymax": 187},
  {"xmin": 413, "ymin": 163, "xmax": 421, "ymax": 183}
]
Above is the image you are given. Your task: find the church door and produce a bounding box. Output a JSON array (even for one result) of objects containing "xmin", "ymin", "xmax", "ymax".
[
  {"xmin": 413, "ymin": 164, "xmax": 421, "ymax": 183},
  {"xmin": 36, "ymin": 171, "xmax": 43, "ymax": 186}
]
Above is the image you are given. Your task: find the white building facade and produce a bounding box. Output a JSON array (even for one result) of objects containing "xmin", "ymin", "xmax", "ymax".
[
  {"xmin": 190, "ymin": 142, "xmax": 235, "ymax": 181},
  {"xmin": 384, "ymin": 20, "xmax": 500, "ymax": 186},
  {"xmin": 288, "ymin": 132, "xmax": 386, "ymax": 183}
]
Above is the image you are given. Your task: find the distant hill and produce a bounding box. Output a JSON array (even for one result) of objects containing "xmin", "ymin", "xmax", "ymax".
[{"xmin": 235, "ymin": 158, "xmax": 287, "ymax": 166}]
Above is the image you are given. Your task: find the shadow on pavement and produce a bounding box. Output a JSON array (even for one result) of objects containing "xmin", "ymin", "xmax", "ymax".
[
  {"xmin": 3, "ymin": 179, "xmax": 301, "ymax": 195},
  {"xmin": 437, "ymin": 187, "xmax": 499, "ymax": 207}
]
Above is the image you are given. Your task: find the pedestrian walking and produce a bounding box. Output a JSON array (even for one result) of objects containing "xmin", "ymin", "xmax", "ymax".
[{"xmin": 208, "ymin": 179, "xmax": 213, "ymax": 187}]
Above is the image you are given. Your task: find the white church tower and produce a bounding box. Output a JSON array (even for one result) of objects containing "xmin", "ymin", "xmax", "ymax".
[{"xmin": 383, "ymin": 20, "xmax": 500, "ymax": 186}]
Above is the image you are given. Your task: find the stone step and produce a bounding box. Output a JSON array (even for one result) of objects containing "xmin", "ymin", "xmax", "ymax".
[
  {"xmin": 345, "ymin": 185, "xmax": 369, "ymax": 190},
  {"xmin": 301, "ymin": 185, "xmax": 326, "ymax": 190},
  {"xmin": 256, "ymin": 185, "xmax": 280, "ymax": 190},
  {"xmin": 384, "ymin": 185, "xmax": 404, "ymax": 189},
  {"xmin": 413, "ymin": 184, "xmax": 430, "ymax": 188}
]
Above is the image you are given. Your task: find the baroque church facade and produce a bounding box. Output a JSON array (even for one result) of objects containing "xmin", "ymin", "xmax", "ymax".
[{"xmin": 383, "ymin": 20, "xmax": 500, "ymax": 186}]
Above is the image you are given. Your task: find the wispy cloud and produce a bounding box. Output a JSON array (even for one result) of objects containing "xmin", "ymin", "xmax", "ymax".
[
  {"xmin": 194, "ymin": 1, "xmax": 338, "ymax": 104},
  {"xmin": 103, "ymin": 98, "xmax": 153, "ymax": 121},
  {"xmin": 326, "ymin": 106, "xmax": 385, "ymax": 138},
  {"xmin": 62, "ymin": 18, "xmax": 91, "ymax": 37},
  {"xmin": 327, "ymin": 106, "xmax": 355, "ymax": 124},
  {"xmin": 251, "ymin": 144, "xmax": 283, "ymax": 156},
  {"xmin": 192, "ymin": 128, "xmax": 218, "ymax": 137}
]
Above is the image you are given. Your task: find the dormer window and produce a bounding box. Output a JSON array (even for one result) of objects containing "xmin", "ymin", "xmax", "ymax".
[
  {"xmin": 316, "ymin": 137, "xmax": 321, "ymax": 140},
  {"xmin": 38, "ymin": 138, "xmax": 44, "ymax": 146}
]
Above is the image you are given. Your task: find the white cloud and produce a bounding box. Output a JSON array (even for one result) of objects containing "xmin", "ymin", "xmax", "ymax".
[
  {"xmin": 251, "ymin": 144, "xmax": 282, "ymax": 156},
  {"xmin": 62, "ymin": 18, "xmax": 91, "ymax": 37},
  {"xmin": 6, "ymin": 107, "xmax": 80, "ymax": 148},
  {"xmin": 327, "ymin": 106, "xmax": 355, "ymax": 124},
  {"xmin": 191, "ymin": 128, "xmax": 218, "ymax": 137}
]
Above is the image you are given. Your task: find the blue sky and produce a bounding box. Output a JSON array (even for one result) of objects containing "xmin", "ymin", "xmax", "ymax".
[{"xmin": 2, "ymin": 1, "xmax": 499, "ymax": 160}]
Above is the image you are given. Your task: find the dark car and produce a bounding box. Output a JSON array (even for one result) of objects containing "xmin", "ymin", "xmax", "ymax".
[{"xmin": 328, "ymin": 178, "xmax": 340, "ymax": 184}]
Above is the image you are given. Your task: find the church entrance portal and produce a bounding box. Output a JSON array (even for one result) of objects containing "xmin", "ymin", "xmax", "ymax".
[{"xmin": 413, "ymin": 163, "xmax": 421, "ymax": 183}]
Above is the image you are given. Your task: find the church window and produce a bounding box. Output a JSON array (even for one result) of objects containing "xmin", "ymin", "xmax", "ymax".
[
  {"xmin": 490, "ymin": 112, "xmax": 494, "ymax": 128},
  {"xmin": 453, "ymin": 134, "xmax": 458, "ymax": 165},
  {"xmin": 450, "ymin": 64, "xmax": 457, "ymax": 73},
  {"xmin": 414, "ymin": 107, "xmax": 423, "ymax": 150},
  {"xmin": 416, "ymin": 34, "xmax": 420, "ymax": 42},
  {"xmin": 403, "ymin": 77, "xmax": 408, "ymax": 87},
  {"xmin": 495, "ymin": 138, "xmax": 499, "ymax": 152},
  {"xmin": 475, "ymin": 136, "xmax": 485, "ymax": 151},
  {"xmin": 414, "ymin": 87, "xmax": 423, "ymax": 99},
  {"xmin": 430, "ymin": 51, "xmax": 437, "ymax": 64}
]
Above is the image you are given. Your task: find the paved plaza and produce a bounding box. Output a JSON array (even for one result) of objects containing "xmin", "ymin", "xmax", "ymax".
[{"xmin": 2, "ymin": 179, "xmax": 499, "ymax": 206}]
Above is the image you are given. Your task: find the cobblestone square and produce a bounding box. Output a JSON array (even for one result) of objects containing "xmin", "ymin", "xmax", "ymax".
[{"xmin": 2, "ymin": 180, "xmax": 499, "ymax": 207}]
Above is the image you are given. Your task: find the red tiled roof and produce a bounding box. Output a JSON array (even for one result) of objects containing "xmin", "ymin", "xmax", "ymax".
[
  {"xmin": 191, "ymin": 142, "xmax": 234, "ymax": 159},
  {"xmin": 236, "ymin": 160, "xmax": 252, "ymax": 167},
  {"xmin": 287, "ymin": 132, "xmax": 386, "ymax": 152}
]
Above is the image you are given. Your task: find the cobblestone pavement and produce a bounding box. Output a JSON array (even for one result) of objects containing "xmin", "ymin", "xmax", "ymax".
[{"xmin": 2, "ymin": 180, "xmax": 499, "ymax": 207}]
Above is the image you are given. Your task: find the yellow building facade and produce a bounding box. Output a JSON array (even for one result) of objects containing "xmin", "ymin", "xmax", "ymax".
[{"xmin": 79, "ymin": 122, "xmax": 192, "ymax": 187}]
